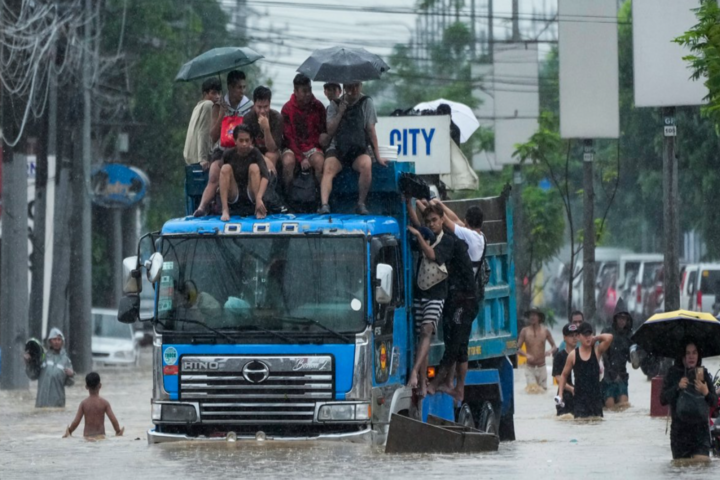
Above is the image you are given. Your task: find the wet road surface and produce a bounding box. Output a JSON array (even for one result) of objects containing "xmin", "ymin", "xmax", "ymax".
[{"xmin": 1, "ymin": 336, "xmax": 719, "ymax": 479}]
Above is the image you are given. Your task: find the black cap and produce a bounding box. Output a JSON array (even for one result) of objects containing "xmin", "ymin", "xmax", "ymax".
[
  {"xmin": 562, "ymin": 323, "xmax": 578, "ymax": 336},
  {"xmin": 577, "ymin": 322, "xmax": 594, "ymax": 336}
]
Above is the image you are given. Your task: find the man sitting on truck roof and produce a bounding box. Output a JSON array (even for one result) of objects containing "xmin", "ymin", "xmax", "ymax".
[
  {"xmin": 183, "ymin": 77, "xmax": 221, "ymax": 170},
  {"xmin": 243, "ymin": 86, "xmax": 284, "ymax": 176},
  {"xmin": 323, "ymin": 82, "xmax": 342, "ymax": 103},
  {"xmin": 218, "ymin": 124, "xmax": 273, "ymax": 221},
  {"xmin": 318, "ymin": 82, "xmax": 387, "ymax": 215},
  {"xmin": 193, "ymin": 70, "xmax": 252, "ymax": 217},
  {"xmin": 280, "ymin": 74, "xmax": 327, "ymax": 192}
]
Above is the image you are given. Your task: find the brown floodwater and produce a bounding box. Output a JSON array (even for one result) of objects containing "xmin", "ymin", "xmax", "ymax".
[{"xmin": 1, "ymin": 342, "xmax": 718, "ymax": 479}]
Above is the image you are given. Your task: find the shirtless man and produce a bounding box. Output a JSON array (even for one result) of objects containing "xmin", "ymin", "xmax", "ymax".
[
  {"xmin": 517, "ymin": 308, "xmax": 557, "ymax": 390},
  {"xmin": 64, "ymin": 372, "xmax": 123, "ymax": 439}
]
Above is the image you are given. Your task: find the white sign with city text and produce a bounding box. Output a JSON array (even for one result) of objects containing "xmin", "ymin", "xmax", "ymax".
[{"xmin": 376, "ymin": 116, "xmax": 451, "ymax": 175}]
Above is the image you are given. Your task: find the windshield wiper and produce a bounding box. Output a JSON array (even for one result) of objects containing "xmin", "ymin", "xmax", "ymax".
[
  {"xmin": 274, "ymin": 316, "xmax": 352, "ymax": 343},
  {"xmin": 156, "ymin": 318, "xmax": 236, "ymax": 343},
  {"xmin": 226, "ymin": 325, "xmax": 296, "ymax": 344}
]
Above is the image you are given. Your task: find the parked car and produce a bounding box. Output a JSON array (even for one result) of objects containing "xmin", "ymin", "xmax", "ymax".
[
  {"xmin": 618, "ymin": 254, "xmax": 663, "ymax": 320},
  {"xmin": 680, "ymin": 264, "xmax": 698, "ymax": 311},
  {"xmin": 571, "ymin": 247, "xmax": 632, "ymax": 312},
  {"xmin": 684, "ymin": 263, "xmax": 720, "ymax": 313},
  {"xmin": 643, "ymin": 265, "xmax": 664, "ymax": 318},
  {"xmin": 92, "ymin": 308, "xmax": 141, "ymax": 366}
]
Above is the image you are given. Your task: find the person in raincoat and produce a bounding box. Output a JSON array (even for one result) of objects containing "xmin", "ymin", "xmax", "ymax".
[
  {"xmin": 24, "ymin": 328, "xmax": 75, "ymax": 408},
  {"xmin": 660, "ymin": 340, "xmax": 717, "ymax": 461},
  {"xmin": 601, "ymin": 298, "xmax": 633, "ymax": 408}
]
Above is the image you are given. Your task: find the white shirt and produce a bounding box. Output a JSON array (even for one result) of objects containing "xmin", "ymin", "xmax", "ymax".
[
  {"xmin": 224, "ymin": 93, "xmax": 253, "ymax": 117},
  {"xmin": 453, "ymin": 224, "xmax": 485, "ymax": 266}
]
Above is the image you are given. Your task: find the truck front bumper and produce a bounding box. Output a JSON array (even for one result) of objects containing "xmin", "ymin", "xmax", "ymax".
[{"xmin": 147, "ymin": 426, "xmax": 374, "ymax": 445}]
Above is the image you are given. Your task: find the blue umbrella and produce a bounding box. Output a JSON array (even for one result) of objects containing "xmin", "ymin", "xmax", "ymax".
[
  {"xmin": 297, "ymin": 46, "xmax": 390, "ymax": 84},
  {"xmin": 175, "ymin": 47, "xmax": 264, "ymax": 82}
]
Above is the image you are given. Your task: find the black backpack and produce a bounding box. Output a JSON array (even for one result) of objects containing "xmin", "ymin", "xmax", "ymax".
[
  {"xmin": 472, "ymin": 233, "xmax": 491, "ymax": 299},
  {"xmin": 289, "ymin": 170, "xmax": 317, "ymax": 211},
  {"xmin": 335, "ymin": 96, "xmax": 370, "ymax": 161}
]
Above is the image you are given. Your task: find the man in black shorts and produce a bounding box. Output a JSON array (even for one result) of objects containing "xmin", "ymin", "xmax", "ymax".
[
  {"xmin": 218, "ymin": 124, "xmax": 271, "ymax": 221},
  {"xmin": 318, "ymin": 82, "xmax": 387, "ymax": 215},
  {"xmin": 425, "ymin": 224, "xmax": 478, "ymax": 403}
]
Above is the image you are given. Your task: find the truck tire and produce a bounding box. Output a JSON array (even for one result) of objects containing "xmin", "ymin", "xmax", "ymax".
[
  {"xmin": 477, "ymin": 401, "xmax": 499, "ymax": 436},
  {"xmin": 456, "ymin": 403, "xmax": 474, "ymax": 428},
  {"xmin": 498, "ymin": 411, "xmax": 515, "ymax": 441}
]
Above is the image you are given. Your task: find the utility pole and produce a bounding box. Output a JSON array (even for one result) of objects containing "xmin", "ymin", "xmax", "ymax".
[
  {"xmin": 68, "ymin": 0, "xmax": 93, "ymax": 373},
  {"xmin": 0, "ymin": 0, "xmax": 30, "ymax": 390},
  {"xmin": 509, "ymin": 0, "xmax": 528, "ymax": 315},
  {"xmin": 487, "ymin": 0, "xmax": 493, "ymax": 62},
  {"xmin": 41, "ymin": 69, "xmax": 57, "ymax": 338},
  {"xmin": 582, "ymin": 140, "xmax": 597, "ymax": 323},
  {"xmin": 662, "ymin": 107, "xmax": 679, "ymax": 311},
  {"xmin": 29, "ymin": 41, "xmax": 58, "ymax": 339},
  {"xmin": 512, "ymin": 0, "xmax": 520, "ymax": 41}
]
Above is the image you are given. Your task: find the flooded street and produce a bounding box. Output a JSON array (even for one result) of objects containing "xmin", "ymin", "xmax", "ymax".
[{"xmin": 2, "ymin": 339, "xmax": 718, "ymax": 479}]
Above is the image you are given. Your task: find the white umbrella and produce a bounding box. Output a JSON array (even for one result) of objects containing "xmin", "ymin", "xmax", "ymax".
[{"xmin": 413, "ymin": 98, "xmax": 480, "ymax": 143}]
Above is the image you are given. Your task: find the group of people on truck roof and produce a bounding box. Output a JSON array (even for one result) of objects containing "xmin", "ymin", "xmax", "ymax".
[
  {"xmin": 183, "ymin": 70, "xmax": 388, "ymax": 220},
  {"xmin": 403, "ymin": 196, "xmax": 488, "ymax": 403}
]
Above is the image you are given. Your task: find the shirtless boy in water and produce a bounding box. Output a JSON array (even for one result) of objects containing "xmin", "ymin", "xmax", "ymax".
[
  {"xmin": 64, "ymin": 372, "xmax": 123, "ymax": 439},
  {"xmin": 517, "ymin": 308, "xmax": 557, "ymax": 390}
]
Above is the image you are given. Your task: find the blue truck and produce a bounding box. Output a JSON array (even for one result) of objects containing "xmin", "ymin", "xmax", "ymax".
[{"xmin": 118, "ymin": 161, "xmax": 518, "ymax": 444}]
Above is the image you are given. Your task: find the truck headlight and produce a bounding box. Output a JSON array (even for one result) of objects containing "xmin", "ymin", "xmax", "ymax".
[
  {"xmin": 152, "ymin": 403, "xmax": 162, "ymax": 420},
  {"xmin": 156, "ymin": 403, "xmax": 197, "ymax": 423},
  {"xmin": 317, "ymin": 403, "xmax": 370, "ymax": 422}
]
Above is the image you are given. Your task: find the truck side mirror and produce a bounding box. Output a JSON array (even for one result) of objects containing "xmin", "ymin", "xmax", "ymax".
[
  {"xmin": 118, "ymin": 295, "xmax": 140, "ymax": 324},
  {"xmin": 122, "ymin": 256, "xmax": 142, "ymax": 294},
  {"xmin": 145, "ymin": 252, "xmax": 164, "ymax": 284},
  {"xmin": 375, "ymin": 263, "xmax": 394, "ymax": 305}
]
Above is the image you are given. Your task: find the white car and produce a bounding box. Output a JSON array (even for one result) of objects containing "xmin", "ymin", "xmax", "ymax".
[{"xmin": 92, "ymin": 308, "xmax": 141, "ymax": 366}]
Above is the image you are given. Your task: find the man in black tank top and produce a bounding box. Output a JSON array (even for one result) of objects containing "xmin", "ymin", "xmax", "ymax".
[{"xmin": 556, "ymin": 322, "xmax": 613, "ymax": 419}]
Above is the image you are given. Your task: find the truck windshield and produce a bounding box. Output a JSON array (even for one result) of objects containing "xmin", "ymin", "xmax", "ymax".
[{"xmin": 156, "ymin": 235, "xmax": 366, "ymax": 336}]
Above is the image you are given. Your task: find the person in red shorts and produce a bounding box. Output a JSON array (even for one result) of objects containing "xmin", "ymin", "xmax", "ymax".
[{"xmin": 280, "ymin": 73, "xmax": 327, "ymax": 191}]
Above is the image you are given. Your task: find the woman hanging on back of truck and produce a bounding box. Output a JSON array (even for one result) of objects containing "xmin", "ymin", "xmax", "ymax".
[{"xmin": 405, "ymin": 199, "xmax": 454, "ymax": 397}]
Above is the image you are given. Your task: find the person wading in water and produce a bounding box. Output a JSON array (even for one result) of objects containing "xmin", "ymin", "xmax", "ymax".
[{"xmin": 557, "ymin": 322, "xmax": 613, "ymax": 418}]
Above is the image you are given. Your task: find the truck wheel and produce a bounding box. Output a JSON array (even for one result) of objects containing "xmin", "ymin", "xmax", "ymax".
[
  {"xmin": 477, "ymin": 401, "xmax": 499, "ymax": 436},
  {"xmin": 456, "ymin": 403, "xmax": 474, "ymax": 428}
]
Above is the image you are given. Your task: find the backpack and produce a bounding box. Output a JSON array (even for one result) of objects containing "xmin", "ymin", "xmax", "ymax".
[
  {"xmin": 472, "ymin": 233, "xmax": 490, "ymax": 299},
  {"xmin": 289, "ymin": 170, "xmax": 317, "ymax": 210},
  {"xmin": 335, "ymin": 96, "xmax": 370, "ymax": 161}
]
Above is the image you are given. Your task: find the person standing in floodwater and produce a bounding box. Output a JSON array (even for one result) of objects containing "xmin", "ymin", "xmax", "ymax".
[
  {"xmin": 661, "ymin": 341, "xmax": 717, "ymax": 461},
  {"xmin": 557, "ymin": 322, "xmax": 613, "ymax": 418},
  {"xmin": 24, "ymin": 328, "xmax": 75, "ymax": 408},
  {"xmin": 601, "ymin": 299, "xmax": 633, "ymax": 409},
  {"xmin": 64, "ymin": 372, "xmax": 124, "ymax": 439},
  {"xmin": 517, "ymin": 308, "xmax": 558, "ymax": 391}
]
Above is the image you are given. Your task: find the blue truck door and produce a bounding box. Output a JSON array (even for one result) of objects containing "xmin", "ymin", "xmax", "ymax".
[{"xmin": 371, "ymin": 236, "xmax": 407, "ymax": 386}]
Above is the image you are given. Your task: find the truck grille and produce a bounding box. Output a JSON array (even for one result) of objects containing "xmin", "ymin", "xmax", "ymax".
[{"xmin": 179, "ymin": 355, "xmax": 334, "ymax": 424}]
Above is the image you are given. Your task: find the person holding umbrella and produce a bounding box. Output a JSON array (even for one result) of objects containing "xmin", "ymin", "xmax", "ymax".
[
  {"xmin": 318, "ymin": 82, "xmax": 387, "ymax": 215},
  {"xmin": 296, "ymin": 46, "xmax": 390, "ymax": 215},
  {"xmin": 661, "ymin": 340, "xmax": 717, "ymax": 461}
]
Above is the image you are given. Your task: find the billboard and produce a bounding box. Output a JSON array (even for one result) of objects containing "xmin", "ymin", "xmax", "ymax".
[
  {"xmin": 375, "ymin": 115, "xmax": 451, "ymax": 175},
  {"xmin": 633, "ymin": 0, "xmax": 707, "ymax": 107},
  {"xmin": 493, "ymin": 43, "xmax": 539, "ymax": 164},
  {"xmin": 559, "ymin": 0, "xmax": 619, "ymax": 139}
]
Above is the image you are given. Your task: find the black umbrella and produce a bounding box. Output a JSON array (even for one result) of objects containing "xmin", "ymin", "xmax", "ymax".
[
  {"xmin": 297, "ymin": 46, "xmax": 390, "ymax": 84},
  {"xmin": 631, "ymin": 309, "xmax": 720, "ymax": 358},
  {"xmin": 175, "ymin": 47, "xmax": 264, "ymax": 82}
]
